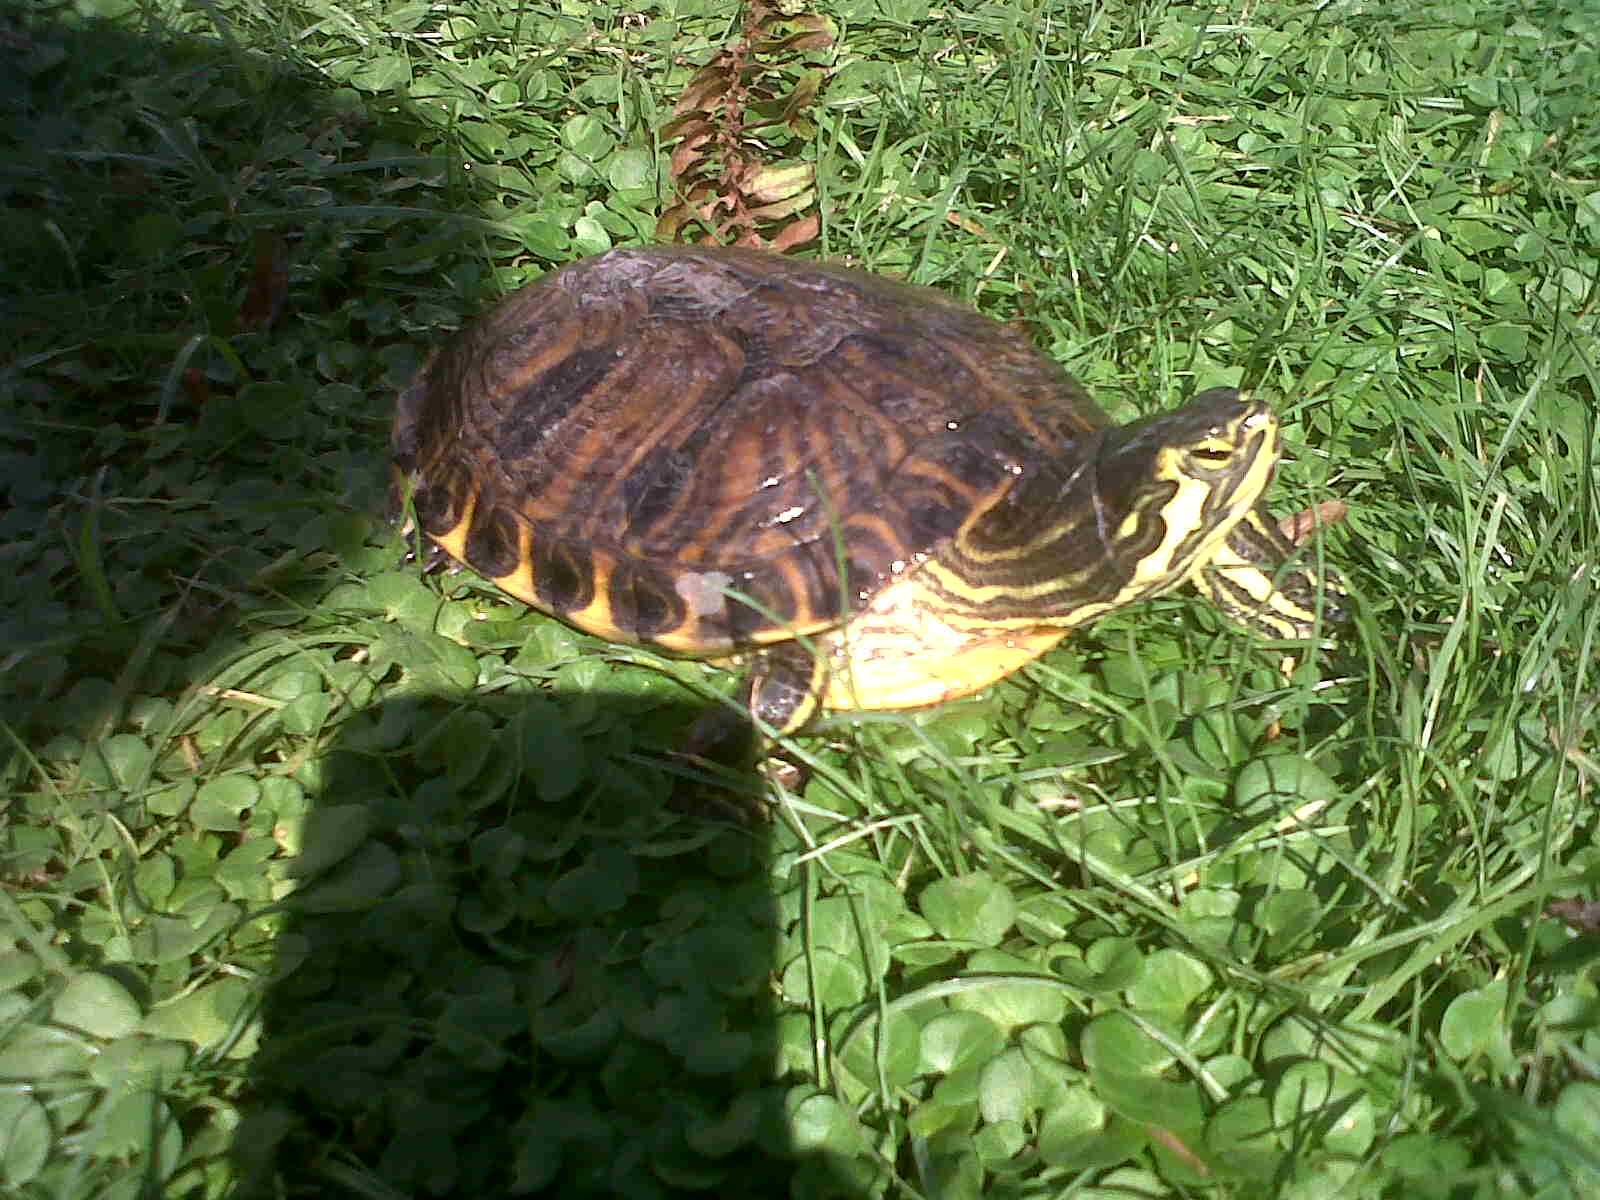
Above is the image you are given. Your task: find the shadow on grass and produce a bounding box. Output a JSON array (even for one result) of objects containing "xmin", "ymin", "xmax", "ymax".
[
  {"xmin": 236, "ymin": 688, "xmax": 853, "ymax": 1198},
  {"xmin": 1, "ymin": 7, "xmax": 866, "ymax": 1197}
]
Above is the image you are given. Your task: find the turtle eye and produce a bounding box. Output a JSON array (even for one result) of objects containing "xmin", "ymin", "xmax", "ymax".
[{"xmin": 1190, "ymin": 445, "xmax": 1236, "ymax": 466}]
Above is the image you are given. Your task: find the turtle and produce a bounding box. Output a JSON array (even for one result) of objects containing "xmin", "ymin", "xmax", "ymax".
[{"xmin": 391, "ymin": 244, "xmax": 1340, "ymax": 735}]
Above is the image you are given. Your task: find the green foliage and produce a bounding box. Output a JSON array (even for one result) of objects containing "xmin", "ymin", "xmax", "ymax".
[{"xmin": 2, "ymin": 0, "xmax": 1599, "ymax": 1196}]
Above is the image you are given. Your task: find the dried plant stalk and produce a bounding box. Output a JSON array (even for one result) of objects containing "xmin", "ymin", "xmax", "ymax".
[{"xmin": 656, "ymin": 0, "xmax": 833, "ymax": 251}]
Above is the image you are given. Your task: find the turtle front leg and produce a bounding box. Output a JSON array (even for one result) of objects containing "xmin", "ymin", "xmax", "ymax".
[{"xmin": 1196, "ymin": 506, "xmax": 1346, "ymax": 639}]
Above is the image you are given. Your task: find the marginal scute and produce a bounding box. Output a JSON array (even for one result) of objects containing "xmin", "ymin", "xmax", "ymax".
[
  {"xmin": 413, "ymin": 473, "xmax": 467, "ymax": 537},
  {"xmin": 720, "ymin": 566, "xmax": 796, "ymax": 643},
  {"xmin": 464, "ymin": 504, "xmax": 522, "ymax": 579},
  {"xmin": 608, "ymin": 562, "xmax": 685, "ymax": 639},
  {"xmin": 530, "ymin": 535, "xmax": 593, "ymax": 614}
]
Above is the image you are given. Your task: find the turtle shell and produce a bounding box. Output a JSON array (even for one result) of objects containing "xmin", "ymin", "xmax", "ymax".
[{"xmin": 392, "ymin": 245, "xmax": 1112, "ymax": 657}]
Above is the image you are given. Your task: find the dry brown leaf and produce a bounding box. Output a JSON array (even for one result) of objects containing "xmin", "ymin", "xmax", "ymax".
[
  {"xmin": 238, "ymin": 231, "xmax": 288, "ymax": 332},
  {"xmin": 768, "ymin": 213, "xmax": 821, "ymax": 251},
  {"xmin": 655, "ymin": 0, "xmax": 832, "ymax": 249},
  {"xmin": 1278, "ymin": 499, "xmax": 1349, "ymax": 545},
  {"xmin": 1547, "ymin": 897, "xmax": 1600, "ymax": 933}
]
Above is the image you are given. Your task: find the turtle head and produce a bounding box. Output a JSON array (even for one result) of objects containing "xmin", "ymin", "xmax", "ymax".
[
  {"xmin": 952, "ymin": 388, "xmax": 1284, "ymax": 624},
  {"xmin": 1095, "ymin": 388, "xmax": 1282, "ymax": 585}
]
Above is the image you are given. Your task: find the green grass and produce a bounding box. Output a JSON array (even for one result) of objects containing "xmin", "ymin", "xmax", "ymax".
[{"xmin": 3, "ymin": 0, "xmax": 1599, "ymax": 1196}]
